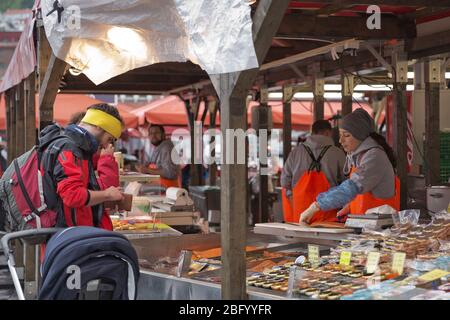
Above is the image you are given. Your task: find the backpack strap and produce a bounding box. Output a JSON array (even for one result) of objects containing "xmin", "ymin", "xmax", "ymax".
[{"xmin": 303, "ymin": 144, "xmax": 332, "ymax": 172}]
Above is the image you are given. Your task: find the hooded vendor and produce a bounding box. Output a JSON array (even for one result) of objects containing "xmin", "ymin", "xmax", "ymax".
[{"xmin": 298, "ymin": 108, "xmax": 400, "ymax": 224}]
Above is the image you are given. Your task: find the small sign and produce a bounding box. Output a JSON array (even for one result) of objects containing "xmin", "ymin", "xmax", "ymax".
[
  {"xmin": 418, "ymin": 269, "xmax": 449, "ymax": 282},
  {"xmin": 308, "ymin": 244, "xmax": 320, "ymax": 266},
  {"xmin": 391, "ymin": 252, "xmax": 406, "ymax": 275},
  {"xmin": 365, "ymin": 252, "xmax": 381, "ymax": 274},
  {"xmin": 339, "ymin": 251, "xmax": 352, "ymax": 266}
]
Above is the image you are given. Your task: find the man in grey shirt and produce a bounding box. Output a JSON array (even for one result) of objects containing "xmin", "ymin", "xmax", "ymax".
[
  {"xmin": 281, "ymin": 120, "xmax": 346, "ymax": 199},
  {"xmin": 139, "ymin": 124, "xmax": 180, "ymax": 187}
]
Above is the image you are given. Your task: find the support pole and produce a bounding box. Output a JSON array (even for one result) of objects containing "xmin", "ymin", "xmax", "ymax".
[
  {"xmin": 258, "ymin": 88, "xmax": 269, "ymax": 224},
  {"xmin": 38, "ymin": 53, "xmax": 67, "ymax": 131},
  {"xmin": 211, "ymin": 0, "xmax": 290, "ymax": 299},
  {"xmin": 392, "ymin": 51, "xmax": 409, "ymax": 210},
  {"xmin": 282, "ymin": 85, "xmax": 293, "ymax": 163},
  {"xmin": 184, "ymin": 98, "xmax": 202, "ymax": 186},
  {"xmin": 16, "ymin": 81, "xmax": 26, "ymax": 156},
  {"xmin": 207, "ymin": 98, "xmax": 218, "ymax": 186},
  {"xmin": 5, "ymin": 89, "xmax": 14, "ymax": 164},
  {"xmin": 341, "ymin": 73, "xmax": 354, "ymax": 116},
  {"xmin": 313, "ymin": 77, "xmax": 325, "ymax": 121},
  {"xmin": 424, "ymin": 60, "xmax": 441, "ymax": 185},
  {"xmin": 24, "ymin": 72, "xmax": 37, "ymax": 149}
]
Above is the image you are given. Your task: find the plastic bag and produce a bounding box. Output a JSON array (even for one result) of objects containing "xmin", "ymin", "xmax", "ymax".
[{"xmin": 392, "ymin": 209, "xmax": 420, "ymax": 226}]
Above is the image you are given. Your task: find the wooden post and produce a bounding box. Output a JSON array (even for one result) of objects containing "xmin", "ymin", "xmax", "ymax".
[
  {"xmin": 39, "ymin": 53, "xmax": 67, "ymax": 130},
  {"xmin": 341, "ymin": 73, "xmax": 354, "ymax": 116},
  {"xmin": 207, "ymin": 98, "xmax": 218, "ymax": 186},
  {"xmin": 24, "ymin": 72, "xmax": 37, "ymax": 149},
  {"xmin": 392, "ymin": 51, "xmax": 409, "ymax": 210},
  {"xmin": 258, "ymin": 88, "xmax": 269, "ymax": 223},
  {"xmin": 9, "ymin": 87, "xmax": 17, "ymax": 162},
  {"xmin": 184, "ymin": 98, "xmax": 202, "ymax": 186},
  {"xmin": 211, "ymin": 0, "xmax": 290, "ymax": 299},
  {"xmin": 23, "ymin": 244, "xmax": 37, "ymax": 299},
  {"xmin": 313, "ymin": 77, "xmax": 325, "ymax": 121},
  {"xmin": 5, "ymin": 89, "xmax": 14, "ymax": 164},
  {"xmin": 16, "ymin": 81, "xmax": 26, "ymax": 156},
  {"xmin": 282, "ymin": 85, "xmax": 293, "ymax": 163},
  {"xmin": 424, "ymin": 60, "xmax": 441, "ymax": 185}
]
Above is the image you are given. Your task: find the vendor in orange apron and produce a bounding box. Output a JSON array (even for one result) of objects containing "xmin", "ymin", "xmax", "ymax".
[
  {"xmin": 148, "ymin": 163, "xmax": 180, "ymax": 188},
  {"xmin": 298, "ymin": 108, "xmax": 400, "ymax": 224},
  {"xmin": 140, "ymin": 124, "xmax": 181, "ymax": 189},
  {"xmin": 348, "ymin": 166, "xmax": 400, "ymax": 215},
  {"xmin": 289, "ymin": 145, "xmax": 338, "ymax": 223}
]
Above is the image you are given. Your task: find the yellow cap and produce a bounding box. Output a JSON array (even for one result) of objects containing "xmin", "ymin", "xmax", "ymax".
[{"xmin": 81, "ymin": 108, "xmax": 122, "ymax": 139}]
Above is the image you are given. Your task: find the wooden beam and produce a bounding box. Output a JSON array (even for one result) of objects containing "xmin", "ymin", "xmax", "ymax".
[
  {"xmin": 212, "ymin": 0, "xmax": 291, "ymax": 300},
  {"xmin": 407, "ymin": 30, "xmax": 450, "ymax": 59},
  {"xmin": 24, "ymin": 72, "xmax": 36, "ymax": 149},
  {"xmin": 277, "ymin": 14, "xmax": 416, "ymax": 40},
  {"xmin": 392, "ymin": 51, "xmax": 409, "ymax": 210},
  {"xmin": 315, "ymin": 1, "xmax": 356, "ymax": 17},
  {"xmin": 207, "ymin": 98, "xmax": 218, "ymax": 186},
  {"xmin": 16, "ymin": 81, "xmax": 25, "ymax": 156},
  {"xmin": 39, "ymin": 53, "xmax": 67, "ymax": 130},
  {"xmin": 297, "ymin": 0, "xmax": 450, "ymax": 6},
  {"xmin": 256, "ymin": 98, "xmax": 270, "ymax": 224},
  {"xmin": 424, "ymin": 60, "xmax": 442, "ymax": 185},
  {"xmin": 282, "ymin": 86, "xmax": 293, "ymax": 163},
  {"xmin": 341, "ymin": 73, "xmax": 354, "ymax": 116},
  {"xmin": 5, "ymin": 89, "xmax": 15, "ymax": 164},
  {"xmin": 313, "ymin": 78, "xmax": 325, "ymax": 121}
]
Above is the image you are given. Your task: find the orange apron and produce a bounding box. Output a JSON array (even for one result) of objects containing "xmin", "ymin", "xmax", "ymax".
[
  {"xmin": 148, "ymin": 164, "xmax": 181, "ymax": 189},
  {"xmin": 283, "ymin": 145, "xmax": 338, "ymax": 223},
  {"xmin": 349, "ymin": 167, "xmax": 400, "ymax": 215}
]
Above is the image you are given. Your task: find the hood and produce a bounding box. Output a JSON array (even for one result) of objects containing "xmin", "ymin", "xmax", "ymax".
[
  {"xmin": 344, "ymin": 136, "xmax": 382, "ymax": 174},
  {"xmin": 351, "ymin": 136, "xmax": 381, "ymax": 158},
  {"xmin": 38, "ymin": 123, "xmax": 65, "ymax": 150},
  {"xmin": 303, "ymin": 135, "xmax": 335, "ymax": 150}
]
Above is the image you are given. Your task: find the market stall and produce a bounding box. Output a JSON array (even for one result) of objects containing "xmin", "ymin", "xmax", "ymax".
[{"xmin": 132, "ymin": 215, "xmax": 449, "ymax": 300}]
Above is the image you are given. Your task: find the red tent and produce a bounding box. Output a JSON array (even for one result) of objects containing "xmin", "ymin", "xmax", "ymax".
[
  {"xmin": 136, "ymin": 95, "xmax": 374, "ymax": 131},
  {"xmin": 0, "ymin": 94, "xmax": 139, "ymax": 130}
]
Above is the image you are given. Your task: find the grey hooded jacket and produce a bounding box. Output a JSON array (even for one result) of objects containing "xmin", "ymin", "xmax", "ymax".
[
  {"xmin": 281, "ymin": 135, "xmax": 346, "ymax": 195},
  {"xmin": 346, "ymin": 136, "xmax": 396, "ymax": 199},
  {"xmin": 147, "ymin": 139, "xmax": 180, "ymax": 180}
]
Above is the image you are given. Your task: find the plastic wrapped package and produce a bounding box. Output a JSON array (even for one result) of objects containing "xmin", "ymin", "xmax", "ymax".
[
  {"xmin": 392, "ymin": 209, "xmax": 420, "ymax": 226},
  {"xmin": 42, "ymin": 0, "xmax": 258, "ymax": 85}
]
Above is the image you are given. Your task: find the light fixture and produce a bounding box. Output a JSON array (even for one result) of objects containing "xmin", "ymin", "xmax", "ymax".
[
  {"xmin": 107, "ymin": 27, "xmax": 147, "ymax": 59},
  {"xmin": 68, "ymin": 67, "xmax": 82, "ymax": 76}
]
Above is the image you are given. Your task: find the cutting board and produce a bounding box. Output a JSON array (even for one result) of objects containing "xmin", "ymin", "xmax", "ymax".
[{"xmin": 254, "ymin": 222, "xmax": 354, "ymax": 234}]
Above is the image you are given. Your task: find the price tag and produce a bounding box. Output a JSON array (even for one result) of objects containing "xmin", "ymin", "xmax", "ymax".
[
  {"xmin": 365, "ymin": 252, "xmax": 381, "ymax": 274},
  {"xmin": 308, "ymin": 245, "xmax": 320, "ymax": 266},
  {"xmin": 418, "ymin": 269, "xmax": 450, "ymax": 282},
  {"xmin": 391, "ymin": 252, "xmax": 406, "ymax": 275},
  {"xmin": 339, "ymin": 251, "xmax": 352, "ymax": 266}
]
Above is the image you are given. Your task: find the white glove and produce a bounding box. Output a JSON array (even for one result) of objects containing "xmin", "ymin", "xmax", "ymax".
[{"xmin": 299, "ymin": 202, "xmax": 320, "ymax": 224}]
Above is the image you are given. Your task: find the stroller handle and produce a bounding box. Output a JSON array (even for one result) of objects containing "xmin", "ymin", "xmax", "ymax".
[{"xmin": 1, "ymin": 228, "xmax": 61, "ymax": 266}]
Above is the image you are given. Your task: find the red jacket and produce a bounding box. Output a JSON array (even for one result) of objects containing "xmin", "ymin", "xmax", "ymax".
[{"xmin": 40, "ymin": 124, "xmax": 116, "ymax": 230}]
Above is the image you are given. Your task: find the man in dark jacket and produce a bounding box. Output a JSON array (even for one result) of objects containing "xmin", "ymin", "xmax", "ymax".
[{"xmin": 39, "ymin": 103, "xmax": 124, "ymax": 229}]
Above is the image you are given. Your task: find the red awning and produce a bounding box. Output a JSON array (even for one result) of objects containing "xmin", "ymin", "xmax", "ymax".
[
  {"xmin": 0, "ymin": 1, "xmax": 39, "ymax": 93},
  {"xmin": 0, "ymin": 94, "xmax": 138, "ymax": 130},
  {"xmin": 136, "ymin": 95, "xmax": 374, "ymax": 131}
]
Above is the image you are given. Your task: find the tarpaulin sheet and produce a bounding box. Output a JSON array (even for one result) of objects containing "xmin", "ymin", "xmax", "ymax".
[{"xmin": 42, "ymin": 0, "xmax": 258, "ymax": 85}]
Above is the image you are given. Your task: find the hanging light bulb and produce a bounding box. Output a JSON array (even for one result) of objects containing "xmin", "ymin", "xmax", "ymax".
[{"xmin": 68, "ymin": 67, "xmax": 82, "ymax": 76}]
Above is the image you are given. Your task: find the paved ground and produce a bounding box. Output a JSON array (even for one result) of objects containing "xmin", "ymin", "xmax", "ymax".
[{"xmin": 0, "ymin": 252, "xmax": 18, "ymax": 300}]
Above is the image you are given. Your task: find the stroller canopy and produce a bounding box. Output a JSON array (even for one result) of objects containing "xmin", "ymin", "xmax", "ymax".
[{"xmin": 39, "ymin": 226, "xmax": 139, "ymax": 300}]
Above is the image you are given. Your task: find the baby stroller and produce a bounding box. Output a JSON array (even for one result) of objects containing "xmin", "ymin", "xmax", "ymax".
[{"xmin": 1, "ymin": 226, "xmax": 139, "ymax": 300}]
